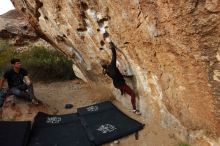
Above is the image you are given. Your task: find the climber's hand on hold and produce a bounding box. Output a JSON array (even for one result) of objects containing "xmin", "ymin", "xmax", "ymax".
[{"xmin": 105, "ymin": 37, "xmax": 111, "ymax": 43}]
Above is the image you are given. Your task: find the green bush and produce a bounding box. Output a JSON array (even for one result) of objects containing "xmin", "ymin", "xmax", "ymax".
[
  {"xmin": 178, "ymin": 143, "xmax": 190, "ymax": 146},
  {"xmin": 0, "ymin": 40, "xmax": 75, "ymax": 81},
  {"xmin": 0, "ymin": 40, "xmax": 14, "ymax": 74}
]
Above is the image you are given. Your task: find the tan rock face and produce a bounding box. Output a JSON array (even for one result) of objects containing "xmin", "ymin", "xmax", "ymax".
[{"xmin": 11, "ymin": 0, "xmax": 220, "ymax": 141}]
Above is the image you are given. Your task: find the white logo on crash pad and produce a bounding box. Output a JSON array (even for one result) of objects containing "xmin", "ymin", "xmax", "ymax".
[
  {"xmin": 86, "ymin": 105, "xmax": 99, "ymax": 112},
  {"xmin": 46, "ymin": 117, "xmax": 62, "ymax": 124},
  {"xmin": 97, "ymin": 124, "xmax": 117, "ymax": 134}
]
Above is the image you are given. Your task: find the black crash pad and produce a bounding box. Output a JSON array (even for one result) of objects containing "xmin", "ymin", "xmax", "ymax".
[
  {"xmin": 28, "ymin": 112, "xmax": 93, "ymax": 146},
  {"xmin": 77, "ymin": 101, "xmax": 144, "ymax": 145},
  {"xmin": 0, "ymin": 121, "xmax": 31, "ymax": 146}
]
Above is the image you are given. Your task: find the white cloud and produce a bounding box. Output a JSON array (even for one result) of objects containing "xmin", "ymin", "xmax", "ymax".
[{"xmin": 0, "ymin": 0, "xmax": 15, "ymax": 15}]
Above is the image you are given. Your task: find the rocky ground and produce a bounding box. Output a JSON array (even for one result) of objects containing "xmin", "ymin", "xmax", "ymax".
[{"xmin": 0, "ymin": 79, "xmax": 182, "ymax": 146}]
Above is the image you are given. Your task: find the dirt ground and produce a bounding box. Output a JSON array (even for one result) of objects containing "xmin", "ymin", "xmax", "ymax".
[{"xmin": 1, "ymin": 79, "xmax": 182, "ymax": 146}]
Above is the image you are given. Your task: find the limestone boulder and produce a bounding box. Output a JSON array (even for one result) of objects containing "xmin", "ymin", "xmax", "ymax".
[{"xmin": 11, "ymin": 0, "xmax": 220, "ymax": 144}]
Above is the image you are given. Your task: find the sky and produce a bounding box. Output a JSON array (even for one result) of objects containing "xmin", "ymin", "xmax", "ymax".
[{"xmin": 0, "ymin": 0, "xmax": 15, "ymax": 15}]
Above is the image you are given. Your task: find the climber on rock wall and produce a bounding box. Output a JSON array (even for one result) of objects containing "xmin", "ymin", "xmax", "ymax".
[{"xmin": 100, "ymin": 38, "xmax": 141, "ymax": 115}]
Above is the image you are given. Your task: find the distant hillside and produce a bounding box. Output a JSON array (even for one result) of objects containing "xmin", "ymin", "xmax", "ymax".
[
  {"xmin": 0, "ymin": 10, "xmax": 23, "ymax": 19},
  {"xmin": 0, "ymin": 10, "xmax": 38, "ymax": 45}
]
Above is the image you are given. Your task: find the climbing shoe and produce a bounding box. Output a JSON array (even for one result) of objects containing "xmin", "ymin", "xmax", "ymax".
[{"xmin": 133, "ymin": 109, "xmax": 141, "ymax": 115}]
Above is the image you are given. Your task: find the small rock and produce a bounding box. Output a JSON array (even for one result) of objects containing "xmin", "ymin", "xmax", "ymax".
[{"xmin": 65, "ymin": 104, "xmax": 73, "ymax": 109}]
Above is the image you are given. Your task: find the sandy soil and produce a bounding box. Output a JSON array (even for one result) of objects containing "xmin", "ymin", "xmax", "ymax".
[{"xmin": 1, "ymin": 80, "xmax": 181, "ymax": 146}]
